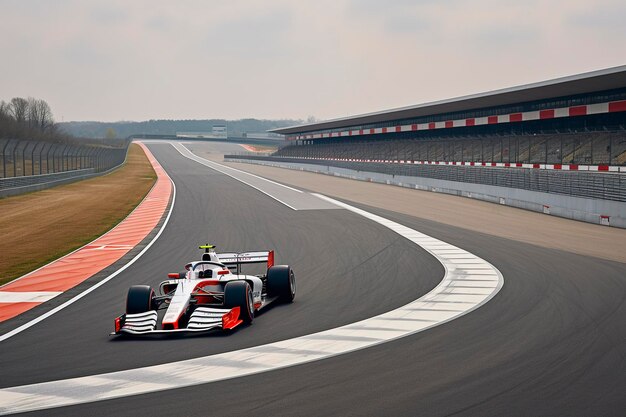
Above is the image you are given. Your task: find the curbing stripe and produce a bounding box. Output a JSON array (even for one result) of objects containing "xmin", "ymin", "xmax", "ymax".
[{"xmin": 0, "ymin": 292, "xmax": 61, "ymax": 303}]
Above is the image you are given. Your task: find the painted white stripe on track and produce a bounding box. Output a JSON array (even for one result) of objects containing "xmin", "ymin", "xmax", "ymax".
[
  {"xmin": 0, "ymin": 193, "xmax": 503, "ymax": 415},
  {"xmin": 0, "ymin": 292, "xmax": 62, "ymax": 303}
]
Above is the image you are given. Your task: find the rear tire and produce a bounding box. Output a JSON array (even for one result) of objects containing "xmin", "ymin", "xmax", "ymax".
[
  {"xmin": 126, "ymin": 285, "xmax": 155, "ymax": 314},
  {"xmin": 267, "ymin": 265, "xmax": 296, "ymax": 303},
  {"xmin": 224, "ymin": 281, "xmax": 254, "ymax": 324}
]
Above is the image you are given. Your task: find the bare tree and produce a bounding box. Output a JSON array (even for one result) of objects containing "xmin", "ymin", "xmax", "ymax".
[
  {"xmin": 26, "ymin": 98, "xmax": 54, "ymax": 131},
  {"xmin": 0, "ymin": 101, "xmax": 11, "ymax": 124},
  {"xmin": 0, "ymin": 96, "xmax": 65, "ymax": 142},
  {"xmin": 36, "ymin": 99, "xmax": 54, "ymax": 131},
  {"xmin": 0, "ymin": 100, "xmax": 13, "ymax": 137},
  {"xmin": 27, "ymin": 97, "xmax": 40, "ymax": 129},
  {"xmin": 10, "ymin": 97, "xmax": 28, "ymax": 124}
]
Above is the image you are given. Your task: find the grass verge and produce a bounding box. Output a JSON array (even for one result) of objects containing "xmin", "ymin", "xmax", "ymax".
[{"xmin": 0, "ymin": 143, "xmax": 157, "ymax": 286}]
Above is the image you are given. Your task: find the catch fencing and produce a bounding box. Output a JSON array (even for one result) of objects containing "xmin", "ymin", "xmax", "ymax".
[{"xmin": 0, "ymin": 138, "xmax": 129, "ymax": 197}]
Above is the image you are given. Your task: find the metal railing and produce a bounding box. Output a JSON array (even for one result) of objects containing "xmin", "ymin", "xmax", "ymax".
[
  {"xmin": 0, "ymin": 139, "xmax": 129, "ymax": 197},
  {"xmin": 225, "ymin": 155, "xmax": 626, "ymax": 203},
  {"xmin": 0, "ymin": 139, "xmax": 128, "ymax": 179}
]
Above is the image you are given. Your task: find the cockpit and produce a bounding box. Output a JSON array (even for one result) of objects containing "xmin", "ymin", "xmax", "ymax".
[{"xmin": 184, "ymin": 261, "xmax": 227, "ymax": 279}]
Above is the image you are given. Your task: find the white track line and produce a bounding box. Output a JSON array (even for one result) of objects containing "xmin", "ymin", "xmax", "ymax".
[
  {"xmin": 0, "ymin": 192, "xmax": 503, "ymax": 415},
  {"xmin": 0, "ymin": 292, "xmax": 62, "ymax": 303},
  {"xmin": 0, "ymin": 154, "xmax": 177, "ymax": 343},
  {"xmin": 170, "ymin": 142, "xmax": 302, "ymax": 210}
]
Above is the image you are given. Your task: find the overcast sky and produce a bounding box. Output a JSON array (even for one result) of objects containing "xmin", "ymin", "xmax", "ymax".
[{"xmin": 1, "ymin": 0, "xmax": 625, "ymax": 122}]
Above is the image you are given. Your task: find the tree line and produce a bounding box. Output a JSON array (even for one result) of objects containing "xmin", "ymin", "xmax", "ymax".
[
  {"xmin": 59, "ymin": 118, "xmax": 302, "ymax": 139},
  {"xmin": 0, "ymin": 97, "xmax": 127, "ymax": 147},
  {"xmin": 2, "ymin": 95, "xmax": 302, "ymax": 144},
  {"xmin": 0, "ymin": 97, "xmax": 57, "ymax": 140}
]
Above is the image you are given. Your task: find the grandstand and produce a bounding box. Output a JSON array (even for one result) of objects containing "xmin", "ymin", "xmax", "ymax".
[
  {"xmin": 271, "ymin": 66, "xmax": 626, "ymax": 168},
  {"xmin": 221, "ymin": 66, "xmax": 626, "ymax": 227}
]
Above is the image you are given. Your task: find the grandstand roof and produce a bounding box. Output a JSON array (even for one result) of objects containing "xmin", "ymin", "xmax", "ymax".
[{"xmin": 272, "ymin": 65, "xmax": 626, "ymax": 135}]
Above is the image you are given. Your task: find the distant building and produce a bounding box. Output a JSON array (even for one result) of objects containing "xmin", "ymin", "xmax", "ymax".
[
  {"xmin": 242, "ymin": 132, "xmax": 284, "ymax": 140},
  {"xmin": 212, "ymin": 125, "xmax": 227, "ymax": 138},
  {"xmin": 176, "ymin": 125, "xmax": 228, "ymax": 139}
]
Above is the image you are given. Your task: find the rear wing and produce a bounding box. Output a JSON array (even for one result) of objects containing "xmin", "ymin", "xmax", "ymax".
[{"xmin": 217, "ymin": 251, "xmax": 274, "ymax": 272}]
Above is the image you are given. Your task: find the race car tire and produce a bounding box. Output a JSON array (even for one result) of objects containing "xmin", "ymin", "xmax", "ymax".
[
  {"xmin": 267, "ymin": 265, "xmax": 296, "ymax": 303},
  {"xmin": 126, "ymin": 285, "xmax": 155, "ymax": 314},
  {"xmin": 224, "ymin": 281, "xmax": 254, "ymax": 324}
]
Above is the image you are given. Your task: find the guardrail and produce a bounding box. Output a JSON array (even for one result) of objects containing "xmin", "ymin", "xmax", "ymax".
[
  {"xmin": 0, "ymin": 139, "xmax": 129, "ymax": 197},
  {"xmin": 225, "ymin": 155, "xmax": 626, "ymax": 203}
]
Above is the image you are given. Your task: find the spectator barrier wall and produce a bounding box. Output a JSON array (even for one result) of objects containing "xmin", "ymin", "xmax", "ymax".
[{"xmin": 225, "ymin": 154, "xmax": 626, "ymax": 228}]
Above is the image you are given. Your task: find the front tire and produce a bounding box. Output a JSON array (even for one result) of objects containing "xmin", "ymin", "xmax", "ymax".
[
  {"xmin": 267, "ymin": 265, "xmax": 296, "ymax": 303},
  {"xmin": 224, "ymin": 281, "xmax": 254, "ymax": 324},
  {"xmin": 126, "ymin": 285, "xmax": 155, "ymax": 314}
]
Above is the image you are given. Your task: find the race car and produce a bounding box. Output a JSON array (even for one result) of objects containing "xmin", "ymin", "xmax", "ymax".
[{"xmin": 111, "ymin": 244, "xmax": 295, "ymax": 335}]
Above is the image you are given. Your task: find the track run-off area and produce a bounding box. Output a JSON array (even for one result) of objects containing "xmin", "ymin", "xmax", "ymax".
[{"xmin": 0, "ymin": 141, "xmax": 624, "ymax": 416}]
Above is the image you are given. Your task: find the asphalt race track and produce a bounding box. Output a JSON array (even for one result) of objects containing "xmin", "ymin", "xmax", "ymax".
[{"xmin": 1, "ymin": 141, "xmax": 625, "ymax": 416}]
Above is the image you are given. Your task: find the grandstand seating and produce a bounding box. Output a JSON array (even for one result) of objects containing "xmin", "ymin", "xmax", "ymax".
[{"xmin": 275, "ymin": 131, "xmax": 626, "ymax": 166}]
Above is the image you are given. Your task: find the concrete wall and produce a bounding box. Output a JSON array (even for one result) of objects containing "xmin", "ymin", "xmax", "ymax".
[{"xmin": 226, "ymin": 157, "xmax": 626, "ymax": 229}]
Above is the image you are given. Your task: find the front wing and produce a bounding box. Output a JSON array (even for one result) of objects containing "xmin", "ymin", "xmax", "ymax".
[{"xmin": 111, "ymin": 306, "xmax": 243, "ymax": 335}]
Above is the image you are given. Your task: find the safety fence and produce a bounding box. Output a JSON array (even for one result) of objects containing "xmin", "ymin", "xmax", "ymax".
[
  {"xmin": 0, "ymin": 138, "xmax": 129, "ymax": 197},
  {"xmin": 0, "ymin": 138, "xmax": 128, "ymax": 178},
  {"xmin": 225, "ymin": 155, "xmax": 626, "ymax": 203}
]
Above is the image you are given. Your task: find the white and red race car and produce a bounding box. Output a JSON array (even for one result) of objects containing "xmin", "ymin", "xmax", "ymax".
[{"xmin": 111, "ymin": 245, "xmax": 296, "ymax": 335}]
